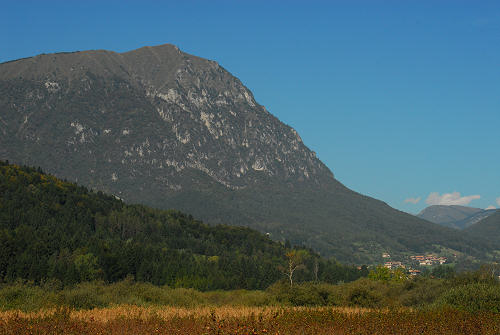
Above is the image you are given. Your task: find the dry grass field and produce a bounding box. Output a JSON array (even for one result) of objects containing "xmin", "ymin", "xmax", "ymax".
[{"xmin": 1, "ymin": 305, "xmax": 500, "ymax": 335}]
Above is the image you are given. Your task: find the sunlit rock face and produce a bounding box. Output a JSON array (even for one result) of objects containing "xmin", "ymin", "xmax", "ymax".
[{"xmin": 0, "ymin": 44, "xmax": 331, "ymax": 194}]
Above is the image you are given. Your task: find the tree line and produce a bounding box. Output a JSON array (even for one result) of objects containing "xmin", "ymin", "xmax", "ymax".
[{"xmin": 0, "ymin": 161, "xmax": 366, "ymax": 290}]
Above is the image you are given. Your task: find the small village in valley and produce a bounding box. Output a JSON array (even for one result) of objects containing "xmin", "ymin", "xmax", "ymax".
[{"xmin": 381, "ymin": 252, "xmax": 449, "ymax": 276}]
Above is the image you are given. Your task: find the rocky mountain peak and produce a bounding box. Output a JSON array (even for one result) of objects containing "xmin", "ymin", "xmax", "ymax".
[{"xmin": 0, "ymin": 44, "xmax": 331, "ymax": 195}]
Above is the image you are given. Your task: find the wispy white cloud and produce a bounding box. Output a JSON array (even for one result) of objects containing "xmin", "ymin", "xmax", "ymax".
[
  {"xmin": 425, "ymin": 192, "xmax": 480, "ymax": 206},
  {"xmin": 497, "ymin": 197, "xmax": 500, "ymax": 207},
  {"xmin": 485, "ymin": 205, "xmax": 496, "ymax": 210},
  {"xmin": 404, "ymin": 197, "xmax": 421, "ymax": 204}
]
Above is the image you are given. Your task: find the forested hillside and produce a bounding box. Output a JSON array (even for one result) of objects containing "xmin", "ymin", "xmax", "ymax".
[{"xmin": 0, "ymin": 161, "xmax": 364, "ymax": 289}]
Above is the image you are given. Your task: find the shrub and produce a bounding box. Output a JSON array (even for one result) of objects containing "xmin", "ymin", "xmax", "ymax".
[
  {"xmin": 435, "ymin": 283, "xmax": 500, "ymax": 313},
  {"xmin": 398, "ymin": 277, "xmax": 446, "ymax": 308},
  {"xmin": 62, "ymin": 283, "xmax": 107, "ymax": 309},
  {"xmin": 266, "ymin": 281, "xmax": 342, "ymax": 306},
  {"xmin": 0, "ymin": 283, "xmax": 59, "ymax": 311}
]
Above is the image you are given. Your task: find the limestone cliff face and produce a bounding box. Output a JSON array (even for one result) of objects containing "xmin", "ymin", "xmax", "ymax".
[{"xmin": 0, "ymin": 44, "xmax": 331, "ymax": 195}]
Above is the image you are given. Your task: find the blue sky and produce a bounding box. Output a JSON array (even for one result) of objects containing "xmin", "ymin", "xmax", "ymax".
[{"xmin": 2, "ymin": 0, "xmax": 499, "ymax": 213}]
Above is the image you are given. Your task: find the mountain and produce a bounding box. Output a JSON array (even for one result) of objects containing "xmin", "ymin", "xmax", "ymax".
[
  {"xmin": 464, "ymin": 210, "xmax": 500, "ymax": 246},
  {"xmin": 417, "ymin": 205, "xmax": 497, "ymax": 230},
  {"xmin": 0, "ymin": 44, "xmax": 493, "ymax": 263},
  {"xmin": 0, "ymin": 161, "xmax": 364, "ymax": 288}
]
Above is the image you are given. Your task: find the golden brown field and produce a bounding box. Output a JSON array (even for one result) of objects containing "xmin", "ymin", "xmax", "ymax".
[{"xmin": 1, "ymin": 305, "xmax": 500, "ymax": 335}]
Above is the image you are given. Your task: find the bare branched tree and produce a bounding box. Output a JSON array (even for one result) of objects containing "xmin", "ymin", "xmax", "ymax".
[
  {"xmin": 313, "ymin": 257, "xmax": 319, "ymax": 283},
  {"xmin": 282, "ymin": 250, "xmax": 306, "ymax": 287}
]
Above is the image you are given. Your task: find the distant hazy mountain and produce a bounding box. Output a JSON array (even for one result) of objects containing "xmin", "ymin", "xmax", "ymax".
[
  {"xmin": 0, "ymin": 44, "xmax": 493, "ymax": 263},
  {"xmin": 417, "ymin": 205, "xmax": 497, "ymax": 229},
  {"xmin": 464, "ymin": 210, "xmax": 500, "ymax": 246}
]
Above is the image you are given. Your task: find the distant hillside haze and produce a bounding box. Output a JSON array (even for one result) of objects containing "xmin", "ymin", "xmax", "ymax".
[
  {"xmin": 0, "ymin": 44, "xmax": 495, "ymax": 263},
  {"xmin": 464, "ymin": 210, "xmax": 500, "ymax": 245},
  {"xmin": 417, "ymin": 205, "xmax": 497, "ymax": 230},
  {"xmin": 418, "ymin": 205, "xmax": 483, "ymax": 224}
]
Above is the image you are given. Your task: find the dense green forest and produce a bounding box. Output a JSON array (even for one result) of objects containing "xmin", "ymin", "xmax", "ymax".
[{"xmin": 0, "ymin": 161, "xmax": 365, "ymax": 290}]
